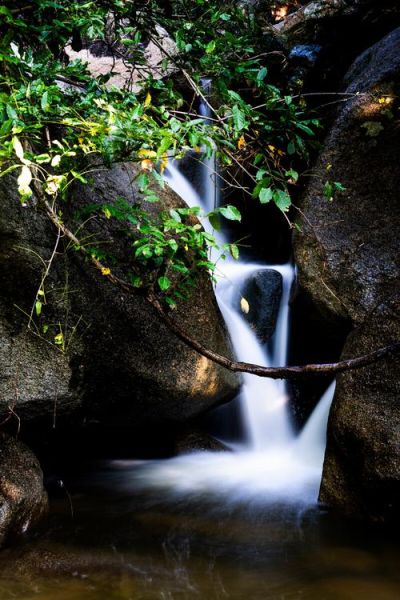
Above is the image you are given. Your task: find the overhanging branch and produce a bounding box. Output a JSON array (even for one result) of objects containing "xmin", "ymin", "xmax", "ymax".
[{"xmin": 31, "ymin": 180, "xmax": 400, "ymax": 381}]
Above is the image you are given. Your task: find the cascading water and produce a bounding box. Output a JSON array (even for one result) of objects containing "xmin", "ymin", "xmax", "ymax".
[
  {"xmin": 156, "ymin": 160, "xmax": 336, "ymax": 504},
  {"xmin": 121, "ymin": 89, "xmax": 336, "ymax": 506}
]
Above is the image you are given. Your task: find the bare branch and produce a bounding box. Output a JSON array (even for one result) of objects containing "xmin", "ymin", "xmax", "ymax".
[{"xmin": 148, "ymin": 292, "xmax": 400, "ymax": 380}]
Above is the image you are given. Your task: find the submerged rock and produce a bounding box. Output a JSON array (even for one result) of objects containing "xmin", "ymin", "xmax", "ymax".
[
  {"xmin": 0, "ymin": 434, "xmax": 48, "ymax": 547},
  {"xmin": 294, "ymin": 28, "xmax": 400, "ymax": 521},
  {"xmin": 0, "ymin": 163, "xmax": 239, "ymax": 438}
]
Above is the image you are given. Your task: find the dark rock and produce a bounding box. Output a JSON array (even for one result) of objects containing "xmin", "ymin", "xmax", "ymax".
[
  {"xmin": 0, "ymin": 163, "xmax": 239, "ymax": 437},
  {"xmin": 0, "ymin": 434, "xmax": 48, "ymax": 547},
  {"xmin": 240, "ymin": 270, "xmax": 282, "ymax": 344},
  {"xmin": 294, "ymin": 28, "xmax": 400, "ymax": 521},
  {"xmin": 320, "ymin": 300, "xmax": 400, "ymax": 522}
]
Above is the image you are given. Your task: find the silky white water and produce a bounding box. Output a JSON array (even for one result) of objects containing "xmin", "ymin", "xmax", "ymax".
[{"xmin": 125, "ymin": 91, "xmax": 336, "ymax": 505}]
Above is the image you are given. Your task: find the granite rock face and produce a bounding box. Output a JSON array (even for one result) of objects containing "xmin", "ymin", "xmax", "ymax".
[
  {"xmin": 0, "ymin": 163, "xmax": 239, "ymax": 435},
  {"xmin": 0, "ymin": 434, "xmax": 48, "ymax": 548},
  {"xmin": 294, "ymin": 28, "xmax": 400, "ymax": 521}
]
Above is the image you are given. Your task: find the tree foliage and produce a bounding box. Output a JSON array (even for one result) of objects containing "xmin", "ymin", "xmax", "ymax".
[{"xmin": 0, "ymin": 0, "xmax": 320, "ymax": 326}]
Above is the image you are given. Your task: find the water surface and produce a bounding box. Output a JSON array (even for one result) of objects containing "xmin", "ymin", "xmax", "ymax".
[{"xmin": 0, "ymin": 461, "xmax": 399, "ymax": 600}]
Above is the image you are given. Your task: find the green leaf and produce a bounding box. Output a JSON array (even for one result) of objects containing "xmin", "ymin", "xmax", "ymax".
[
  {"xmin": 0, "ymin": 119, "xmax": 12, "ymax": 137},
  {"xmin": 169, "ymin": 209, "xmax": 181, "ymax": 222},
  {"xmin": 323, "ymin": 181, "xmax": 334, "ymax": 200},
  {"xmin": 219, "ymin": 205, "xmax": 241, "ymax": 221},
  {"xmin": 230, "ymin": 244, "xmax": 239, "ymax": 260},
  {"xmin": 6, "ymin": 105, "xmax": 17, "ymax": 121},
  {"xmin": 285, "ymin": 169, "xmax": 299, "ymax": 183},
  {"xmin": 334, "ymin": 181, "xmax": 346, "ymax": 192},
  {"xmin": 296, "ymin": 122, "xmax": 314, "ymax": 136},
  {"xmin": 232, "ymin": 105, "xmax": 247, "ymax": 132},
  {"xmin": 206, "ymin": 40, "xmax": 216, "ymax": 54},
  {"xmin": 131, "ymin": 275, "xmax": 143, "ymax": 288},
  {"xmin": 158, "ymin": 276, "xmax": 171, "ymax": 291},
  {"xmin": 273, "ymin": 190, "xmax": 291, "ymax": 213},
  {"xmin": 71, "ymin": 170, "xmax": 87, "ymax": 183},
  {"xmin": 41, "ymin": 91, "xmax": 50, "ymax": 112},
  {"xmin": 259, "ymin": 187, "xmax": 273, "ymax": 204},
  {"xmin": 35, "ymin": 300, "xmax": 42, "ymax": 316},
  {"xmin": 165, "ymin": 297, "xmax": 177, "ymax": 309},
  {"xmin": 257, "ymin": 67, "xmax": 268, "ymax": 82},
  {"xmin": 136, "ymin": 172, "xmax": 149, "ymax": 191},
  {"xmin": 151, "ymin": 169, "xmax": 165, "ymax": 188},
  {"xmin": 208, "ymin": 212, "xmax": 221, "ymax": 231}
]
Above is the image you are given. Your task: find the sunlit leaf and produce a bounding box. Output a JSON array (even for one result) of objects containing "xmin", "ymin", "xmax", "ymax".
[
  {"xmin": 240, "ymin": 297, "xmax": 250, "ymax": 314},
  {"xmin": 219, "ymin": 205, "xmax": 241, "ymax": 221}
]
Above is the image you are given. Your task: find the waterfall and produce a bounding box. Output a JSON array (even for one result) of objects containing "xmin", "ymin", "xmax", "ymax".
[{"xmin": 126, "ymin": 88, "xmax": 336, "ymax": 506}]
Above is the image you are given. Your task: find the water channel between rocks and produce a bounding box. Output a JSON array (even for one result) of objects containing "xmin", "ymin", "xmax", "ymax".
[{"xmin": 1, "ymin": 103, "xmax": 399, "ymax": 600}]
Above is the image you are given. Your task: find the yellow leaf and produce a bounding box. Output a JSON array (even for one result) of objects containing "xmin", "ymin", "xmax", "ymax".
[
  {"xmin": 240, "ymin": 297, "xmax": 250, "ymax": 314},
  {"xmin": 141, "ymin": 159, "xmax": 153, "ymax": 171},
  {"xmin": 101, "ymin": 267, "xmax": 111, "ymax": 276},
  {"xmin": 144, "ymin": 92, "xmax": 152, "ymax": 107},
  {"xmin": 138, "ymin": 149, "xmax": 157, "ymax": 158},
  {"xmin": 237, "ymin": 135, "xmax": 246, "ymax": 150},
  {"xmin": 54, "ymin": 332, "xmax": 64, "ymax": 345},
  {"xmin": 268, "ymin": 144, "xmax": 276, "ymax": 153},
  {"xmin": 160, "ymin": 155, "xmax": 168, "ymax": 173}
]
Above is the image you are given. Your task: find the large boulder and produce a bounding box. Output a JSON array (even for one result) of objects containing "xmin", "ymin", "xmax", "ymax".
[
  {"xmin": 0, "ymin": 163, "xmax": 239, "ymax": 436},
  {"xmin": 0, "ymin": 434, "xmax": 48, "ymax": 547},
  {"xmin": 322, "ymin": 300, "xmax": 400, "ymax": 521},
  {"xmin": 293, "ymin": 28, "xmax": 400, "ymax": 520}
]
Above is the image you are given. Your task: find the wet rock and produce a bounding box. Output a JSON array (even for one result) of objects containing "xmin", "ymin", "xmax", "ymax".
[
  {"xmin": 0, "ymin": 163, "xmax": 239, "ymax": 437},
  {"xmin": 294, "ymin": 28, "xmax": 400, "ymax": 521},
  {"xmin": 0, "ymin": 434, "xmax": 48, "ymax": 547},
  {"xmin": 240, "ymin": 270, "xmax": 283, "ymax": 344}
]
